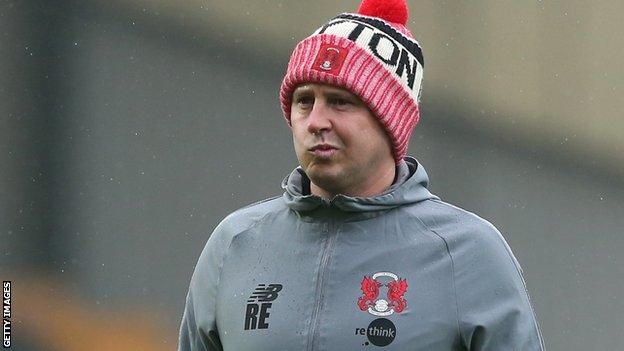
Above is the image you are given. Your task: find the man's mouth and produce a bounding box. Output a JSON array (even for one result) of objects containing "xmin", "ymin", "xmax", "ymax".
[
  {"xmin": 310, "ymin": 144, "xmax": 337, "ymax": 151},
  {"xmin": 309, "ymin": 144, "xmax": 338, "ymax": 158}
]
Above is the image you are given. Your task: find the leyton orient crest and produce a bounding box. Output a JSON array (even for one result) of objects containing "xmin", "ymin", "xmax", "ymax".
[{"xmin": 357, "ymin": 272, "xmax": 408, "ymax": 316}]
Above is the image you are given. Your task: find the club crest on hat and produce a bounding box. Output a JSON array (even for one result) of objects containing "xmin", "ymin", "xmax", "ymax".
[{"xmin": 312, "ymin": 43, "xmax": 348, "ymax": 76}]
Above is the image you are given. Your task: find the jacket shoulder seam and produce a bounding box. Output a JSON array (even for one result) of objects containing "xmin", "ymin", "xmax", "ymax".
[
  {"xmin": 422, "ymin": 199, "xmax": 545, "ymax": 348},
  {"xmin": 411, "ymin": 212, "xmax": 463, "ymax": 345},
  {"xmin": 429, "ymin": 199, "xmax": 529, "ymax": 289},
  {"xmin": 213, "ymin": 210, "xmax": 274, "ymax": 326}
]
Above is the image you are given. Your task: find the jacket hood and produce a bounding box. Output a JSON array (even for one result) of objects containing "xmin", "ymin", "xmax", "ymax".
[{"xmin": 281, "ymin": 156, "xmax": 438, "ymax": 220}]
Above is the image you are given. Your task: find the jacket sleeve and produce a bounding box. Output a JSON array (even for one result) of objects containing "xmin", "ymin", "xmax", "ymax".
[
  {"xmin": 178, "ymin": 219, "xmax": 235, "ymax": 351},
  {"xmin": 179, "ymin": 290, "xmax": 222, "ymax": 351},
  {"xmin": 451, "ymin": 221, "xmax": 545, "ymax": 350}
]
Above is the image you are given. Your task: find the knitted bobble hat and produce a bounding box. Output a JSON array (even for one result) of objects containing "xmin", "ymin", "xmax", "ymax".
[{"xmin": 279, "ymin": 0, "xmax": 424, "ymax": 164}]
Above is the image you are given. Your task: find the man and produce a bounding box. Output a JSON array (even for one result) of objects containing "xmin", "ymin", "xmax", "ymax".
[{"xmin": 179, "ymin": 0, "xmax": 544, "ymax": 350}]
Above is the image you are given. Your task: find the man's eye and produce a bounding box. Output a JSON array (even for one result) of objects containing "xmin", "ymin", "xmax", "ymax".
[
  {"xmin": 329, "ymin": 98, "xmax": 349, "ymax": 106},
  {"xmin": 296, "ymin": 96, "xmax": 314, "ymax": 106}
]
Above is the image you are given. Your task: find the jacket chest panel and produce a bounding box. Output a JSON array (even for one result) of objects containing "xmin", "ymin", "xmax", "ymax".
[
  {"xmin": 213, "ymin": 220, "xmax": 459, "ymax": 350},
  {"xmin": 215, "ymin": 223, "xmax": 329, "ymax": 350},
  {"xmin": 312, "ymin": 234, "xmax": 460, "ymax": 350}
]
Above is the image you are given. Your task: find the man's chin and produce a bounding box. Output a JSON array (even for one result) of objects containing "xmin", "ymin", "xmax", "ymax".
[
  {"xmin": 306, "ymin": 160, "xmax": 338, "ymax": 175},
  {"xmin": 306, "ymin": 166, "xmax": 346, "ymax": 189}
]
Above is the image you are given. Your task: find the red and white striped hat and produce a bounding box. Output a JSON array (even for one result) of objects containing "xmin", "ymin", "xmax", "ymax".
[{"xmin": 279, "ymin": 0, "xmax": 424, "ymax": 164}]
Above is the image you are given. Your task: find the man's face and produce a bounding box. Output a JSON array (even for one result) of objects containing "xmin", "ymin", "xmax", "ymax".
[{"xmin": 290, "ymin": 83, "xmax": 394, "ymax": 196}]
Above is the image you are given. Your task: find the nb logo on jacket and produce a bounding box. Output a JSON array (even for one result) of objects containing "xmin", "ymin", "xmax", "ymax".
[{"xmin": 244, "ymin": 283, "xmax": 283, "ymax": 330}]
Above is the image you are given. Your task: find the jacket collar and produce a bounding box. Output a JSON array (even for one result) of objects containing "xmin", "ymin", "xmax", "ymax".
[{"xmin": 281, "ymin": 156, "xmax": 438, "ymax": 221}]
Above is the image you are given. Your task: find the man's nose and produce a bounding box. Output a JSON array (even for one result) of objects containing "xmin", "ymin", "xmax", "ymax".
[{"xmin": 307, "ymin": 100, "xmax": 332, "ymax": 135}]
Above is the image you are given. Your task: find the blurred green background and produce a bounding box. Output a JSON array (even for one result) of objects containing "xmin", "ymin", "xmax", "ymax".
[{"xmin": 1, "ymin": 1, "xmax": 623, "ymax": 350}]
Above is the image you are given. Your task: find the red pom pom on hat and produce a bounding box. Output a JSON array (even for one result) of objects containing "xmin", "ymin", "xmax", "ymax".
[{"xmin": 357, "ymin": 0, "xmax": 409, "ymax": 25}]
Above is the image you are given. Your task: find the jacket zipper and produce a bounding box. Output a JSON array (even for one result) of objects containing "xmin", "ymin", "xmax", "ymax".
[{"xmin": 307, "ymin": 221, "xmax": 336, "ymax": 351}]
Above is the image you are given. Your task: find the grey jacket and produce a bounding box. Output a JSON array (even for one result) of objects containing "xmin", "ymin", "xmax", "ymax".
[{"xmin": 179, "ymin": 157, "xmax": 544, "ymax": 350}]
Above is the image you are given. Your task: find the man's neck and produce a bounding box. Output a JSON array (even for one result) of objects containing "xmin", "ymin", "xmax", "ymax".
[{"xmin": 310, "ymin": 163, "xmax": 396, "ymax": 199}]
